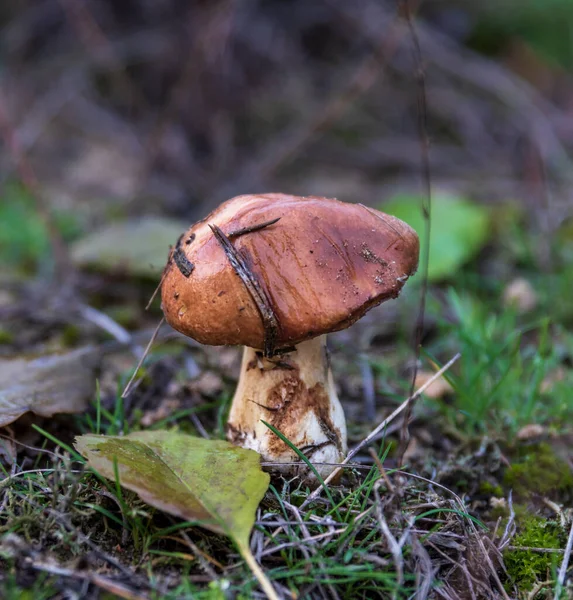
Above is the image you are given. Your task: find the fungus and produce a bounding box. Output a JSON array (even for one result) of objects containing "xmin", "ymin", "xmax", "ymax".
[{"xmin": 161, "ymin": 194, "xmax": 419, "ymax": 479}]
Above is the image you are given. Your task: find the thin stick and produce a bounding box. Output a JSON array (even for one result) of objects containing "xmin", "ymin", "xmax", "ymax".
[
  {"xmin": 210, "ymin": 224, "xmax": 279, "ymax": 357},
  {"xmin": 393, "ymin": 469, "xmax": 510, "ymax": 600},
  {"xmin": 554, "ymin": 518, "xmax": 573, "ymax": 600},
  {"xmin": 228, "ymin": 217, "xmax": 281, "ymax": 239},
  {"xmin": 301, "ymin": 352, "xmax": 460, "ymax": 509},
  {"xmin": 373, "ymin": 481, "xmax": 404, "ymax": 597},
  {"xmin": 25, "ymin": 560, "xmax": 149, "ymax": 600},
  {"xmin": 121, "ymin": 317, "xmax": 165, "ymax": 398},
  {"xmin": 398, "ymin": 0, "xmax": 433, "ymax": 467},
  {"xmin": 369, "ymin": 447, "xmax": 394, "ymax": 493},
  {"xmin": 147, "ymin": 233, "xmax": 185, "ymax": 310},
  {"xmin": 239, "ymin": 542, "xmax": 280, "ymax": 600},
  {"xmin": 146, "ymin": 267, "xmax": 170, "ymax": 310}
]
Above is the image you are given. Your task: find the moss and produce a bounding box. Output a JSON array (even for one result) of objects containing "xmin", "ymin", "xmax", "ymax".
[
  {"xmin": 106, "ymin": 304, "xmax": 139, "ymax": 328},
  {"xmin": 0, "ymin": 328, "xmax": 14, "ymax": 344},
  {"xmin": 479, "ymin": 481, "xmax": 503, "ymax": 497},
  {"xmin": 503, "ymin": 443, "xmax": 573, "ymax": 499},
  {"xmin": 504, "ymin": 516, "xmax": 563, "ymax": 592},
  {"xmin": 60, "ymin": 324, "xmax": 80, "ymax": 347}
]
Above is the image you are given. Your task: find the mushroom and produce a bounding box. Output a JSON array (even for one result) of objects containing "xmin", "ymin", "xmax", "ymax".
[{"xmin": 161, "ymin": 194, "xmax": 419, "ymax": 480}]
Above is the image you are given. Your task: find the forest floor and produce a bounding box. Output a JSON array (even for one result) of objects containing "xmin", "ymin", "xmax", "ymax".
[{"xmin": 1, "ymin": 194, "xmax": 572, "ymax": 600}]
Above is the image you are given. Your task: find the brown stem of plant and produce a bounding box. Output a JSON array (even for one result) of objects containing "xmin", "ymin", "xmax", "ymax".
[{"xmin": 397, "ymin": 0, "xmax": 433, "ymax": 467}]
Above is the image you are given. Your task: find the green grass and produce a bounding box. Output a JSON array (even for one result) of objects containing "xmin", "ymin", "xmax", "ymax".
[
  {"xmin": 0, "ymin": 433, "xmax": 426, "ymax": 599},
  {"xmin": 415, "ymin": 287, "xmax": 573, "ymax": 437}
]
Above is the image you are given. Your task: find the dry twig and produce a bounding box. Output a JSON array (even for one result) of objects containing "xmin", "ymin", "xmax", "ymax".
[
  {"xmin": 301, "ymin": 352, "xmax": 461, "ymax": 509},
  {"xmin": 554, "ymin": 517, "xmax": 573, "ymax": 600}
]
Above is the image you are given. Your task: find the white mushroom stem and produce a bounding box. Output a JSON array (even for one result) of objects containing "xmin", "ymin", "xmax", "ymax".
[{"xmin": 226, "ymin": 335, "xmax": 347, "ymax": 479}]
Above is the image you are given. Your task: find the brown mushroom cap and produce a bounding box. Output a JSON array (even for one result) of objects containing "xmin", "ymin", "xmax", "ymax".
[{"xmin": 161, "ymin": 194, "xmax": 419, "ymax": 350}]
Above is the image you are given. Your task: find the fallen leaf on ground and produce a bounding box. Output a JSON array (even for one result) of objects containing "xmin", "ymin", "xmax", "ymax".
[
  {"xmin": 0, "ymin": 347, "xmax": 99, "ymax": 427},
  {"xmin": 382, "ymin": 193, "xmax": 490, "ymax": 281},
  {"xmin": 75, "ymin": 430, "xmax": 277, "ymax": 598},
  {"xmin": 71, "ymin": 217, "xmax": 187, "ymax": 278}
]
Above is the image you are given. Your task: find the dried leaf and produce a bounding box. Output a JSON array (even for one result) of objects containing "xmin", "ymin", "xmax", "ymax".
[
  {"xmin": 0, "ymin": 347, "xmax": 98, "ymax": 427},
  {"xmin": 140, "ymin": 399, "xmax": 181, "ymax": 427}
]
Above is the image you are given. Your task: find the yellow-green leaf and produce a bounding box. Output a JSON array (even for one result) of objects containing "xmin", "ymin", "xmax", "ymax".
[
  {"xmin": 75, "ymin": 431, "xmax": 278, "ymax": 598},
  {"xmin": 74, "ymin": 430, "xmax": 269, "ymax": 547}
]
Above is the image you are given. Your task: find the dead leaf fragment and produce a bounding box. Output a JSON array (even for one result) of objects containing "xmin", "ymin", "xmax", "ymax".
[
  {"xmin": 414, "ymin": 370, "xmax": 453, "ymax": 399},
  {"xmin": 516, "ymin": 423, "xmax": 547, "ymax": 441},
  {"xmin": 0, "ymin": 347, "xmax": 99, "ymax": 427},
  {"xmin": 140, "ymin": 399, "xmax": 181, "ymax": 427},
  {"xmin": 490, "ymin": 497, "xmax": 507, "ymax": 509},
  {"xmin": 503, "ymin": 278, "xmax": 537, "ymax": 313},
  {"xmin": 190, "ymin": 371, "xmax": 224, "ymax": 397}
]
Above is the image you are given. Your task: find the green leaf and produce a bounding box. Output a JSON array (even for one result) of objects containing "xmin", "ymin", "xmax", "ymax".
[
  {"xmin": 75, "ymin": 430, "xmax": 268, "ymax": 544},
  {"xmin": 381, "ymin": 194, "xmax": 490, "ymax": 282},
  {"xmin": 71, "ymin": 217, "xmax": 186, "ymax": 278},
  {"xmin": 75, "ymin": 431, "xmax": 278, "ymax": 598},
  {"xmin": 0, "ymin": 183, "xmax": 81, "ymax": 274},
  {"xmin": 473, "ymin": 0, "xmax": 573, "ymax": 70}
]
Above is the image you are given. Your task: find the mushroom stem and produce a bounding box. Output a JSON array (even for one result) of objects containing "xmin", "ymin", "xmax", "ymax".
[{"xmin": 226, "ymin": 335, "xmax": 347, "ymax": 479}]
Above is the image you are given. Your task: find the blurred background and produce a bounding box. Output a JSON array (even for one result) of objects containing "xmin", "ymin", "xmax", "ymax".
[
  {"xmin": 1, "ymin": 0, "xmax": 572, "ymax": 235},
  {"xmin": 2, "ymin": 2, "xmax": 573, "ymax": 597},
  {"xmin": 2, "ymin": 0, "xmax": 573, "ymax": 422}
]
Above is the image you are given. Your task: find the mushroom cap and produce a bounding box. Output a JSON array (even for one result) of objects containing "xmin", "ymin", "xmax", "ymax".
[{"xmin": 161, "ymin": 194, "xmax": 419, "ymax": 350}]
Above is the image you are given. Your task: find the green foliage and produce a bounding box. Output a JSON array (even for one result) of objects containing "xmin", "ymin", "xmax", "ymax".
[
  {"xmin": 0, "ymin": 329, "xmax": 14, "ymax": 345},
  {"xmin": 479, "ymin": 481, "xmax": 504, "ymax": 497},
  {"xmin": 0, "ymin": 569, "xmax": 58, "ymax": 600},
  {"xmin": 0, "ymin": 183, "xmax": 81, "ymax": 273},
  {"xmin": 504, "ymin": 516, "xmax": 563, "ymax": 591},
  {"xmin": 504, "ymin": 443, "xmax": 573, "ymax": 499},
  {"xmin": 472, "ymin": 0, "xmax": 573, "ymax": 69},
  {"xmin": 427, "ymin": 290, "xmax": 573, "ymax": 435},
  {"xmin": 382, "ymin": 193, "xmax": 490, "ymax": 282}
]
